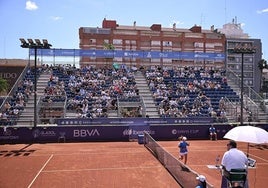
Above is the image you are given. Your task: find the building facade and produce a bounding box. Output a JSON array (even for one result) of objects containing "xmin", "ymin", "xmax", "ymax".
[
  {"xmin": 217, "ymin": 19, "xmax": 262, "ymax": 92},
  {"xmin": 79, "ymin": 19, "xmax": 226, "ymax": 68}
]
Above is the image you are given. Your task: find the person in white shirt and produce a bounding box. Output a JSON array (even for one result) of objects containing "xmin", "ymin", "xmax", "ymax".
[{"xmin": 221, "ymin": 140, "xmax": 248, "ymax": 188}]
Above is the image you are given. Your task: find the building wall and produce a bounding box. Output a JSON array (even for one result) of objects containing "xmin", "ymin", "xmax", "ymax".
[
  {"xmin": 226, "ymin": 39, "xmax": 262, "ymax": 92},
  {"xmin": 79, "ymin": 19, "xmax": 226, "ymax": 68}
]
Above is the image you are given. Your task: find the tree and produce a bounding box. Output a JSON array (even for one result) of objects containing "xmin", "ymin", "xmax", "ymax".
[
  {"xmin": 258, "ymin": 59, "xmax": 268, "ymax": 92},
  {"xmin": 103, "ymin": 42, "xmax": 115, "ymax": 50},
  {"xmin": 0, "ymin": 78, "xmax": 8, "ymax": 94},
  {"xmin": 258, "ymin": 59, "xmax": 267, "ymax": 70},
  {"xmin": 103, "ymin": 42, "xmax": 115, "ymax": 66}
]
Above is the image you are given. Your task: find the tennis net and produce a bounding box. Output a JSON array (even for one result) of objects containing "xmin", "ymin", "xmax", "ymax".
[{"xmin": 143, "ymin": 132, "xmax": 214, "ymax": 188}]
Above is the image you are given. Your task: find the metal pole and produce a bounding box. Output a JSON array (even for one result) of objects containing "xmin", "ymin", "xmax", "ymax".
[
  {"xmin": 240, "ymin": 53, "xmax": 244, "ymax": 126},
  {"xmin": 20, "ymin": 38, "xmax": 52, "ymax": 127},
  {"xmin": 34, "ymin": 47, "xmax": 37, "ymax": 127}
]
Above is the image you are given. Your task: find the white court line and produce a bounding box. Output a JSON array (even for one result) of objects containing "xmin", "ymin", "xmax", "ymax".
[
  {"xmin": 27, "ymin": 154, "xmax": 54, "ymax": 188},
  {"xmin": 42, "ymin": 165, "xmax": 162, "ymax": 173},
  {"xmin": 249, "ymin": 153, "xmax": 268, "ymax": 163},
  {"xmin": 29, "ymin": 150, "xmax": 148, "ymax": 157}
]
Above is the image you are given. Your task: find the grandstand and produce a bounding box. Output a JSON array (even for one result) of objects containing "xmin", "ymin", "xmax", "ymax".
[
  {"xmin": 0, "ymin": 63, "xmax": 234, "ymax": 124},
  {"xmin": 0, "ymin": 56, "xmax": 267, "ymax": 143}
]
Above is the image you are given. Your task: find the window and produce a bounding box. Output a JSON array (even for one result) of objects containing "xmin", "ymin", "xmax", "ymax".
[
  {"xmin": 163, "ymin": 41, "xmax": 172, "ymax": 46},
  {"xmin": 113, "ymin": 39, "xmax": 122, "ymax": 45},
  {"xmin": 151, "ymin": 41, "xmax": 161, "ymax": 46},
  {"xmin": 89, "ymin": 39, "xmax": 96, "ymax": 44},
  {"xmin": 195, "ymin": 42, "xmax": 204, "ymax": 48}
]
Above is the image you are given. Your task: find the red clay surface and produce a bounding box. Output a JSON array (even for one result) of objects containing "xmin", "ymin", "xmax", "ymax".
[
  {"xmin": 0, "ymin": 142, "xmax": 179, "ymax": 188},
  {"xmin": 160, "ymin": 140, "xmax": 268, "ymax": 188},
  {"xmin": 0, "ymin": 140, "xmax": 267, "ymax": 188}
]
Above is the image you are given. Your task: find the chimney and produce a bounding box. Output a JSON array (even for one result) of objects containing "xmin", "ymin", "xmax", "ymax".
[
  {"xmin": 190, "ymin": 25, "xmax": 201, "ymax": 33},
  {"xmin": 102, "ymin": 19, "xmax": 117, "ymax": 29},
  {"xmin": 210, "ymin": 25, "xmax": 214, "ymax": 31},
  {"xmin": 173, "ymin": 23, "xmax": 176, "ymax": 30},
  {"xmin": 134, "ymin": 21, "xmax": 136, "ymax": 27},
  {"xmin": 150, "ymin": 24, "xmax": 161, "ymax": 31}
]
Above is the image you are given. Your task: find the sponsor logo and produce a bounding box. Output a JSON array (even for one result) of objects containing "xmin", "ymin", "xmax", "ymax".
[
  {"xmin": 73, "ymin": 129, "xmax": 100, "ymax": 137},
  {"xmin": 0, "ymin": 129, "xmax": 19, "ymax": 140},
  {"xmin": 0, "ymin": 72, "xmax": 17, "ymax": 79},
  {"xmin": 123, "ymin": 129, "xmax": 155, "ymax": 136},
  {"xmin": 171, "ymin": 129, "xmax": 199, "ymax": 135},
  {"xmin": 109, "ymin": 121, "xmax": 134, "ymax": 124},
  {"xmin": 32, "ymin": 129, "xmax": 56, "ymax": 138}
]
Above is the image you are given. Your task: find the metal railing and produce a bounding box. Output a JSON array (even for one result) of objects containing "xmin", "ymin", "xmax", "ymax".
[
  {"xmin": 117, "ymin": 96, "xmax": 146, "ymax": 118},
  {"xmin": 38, "ymin": 95, "xmax": 67, "ymax": 124},
  {"xmin": 226, "ymin": 68, "xmax": 264, "ymax": 102},
  {"xmin": 0, "ymin": 63, "xmax": 30, "ymax": 112},
  {"xmin": 226, "ymin": 68, "xmax": 266, "ymax": 122}
]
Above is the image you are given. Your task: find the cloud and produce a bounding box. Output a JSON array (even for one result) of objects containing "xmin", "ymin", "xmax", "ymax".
[
  {"xmin": 50, "ymin": 16, "xmax": 63, "ymax": 21},
  {"xmin": 26, "ymin": 1, "xmax": 38, "ymax": 11},
  {"xmin": 257, "ymin": 8, "xmax": 268, "ymax": 14}
]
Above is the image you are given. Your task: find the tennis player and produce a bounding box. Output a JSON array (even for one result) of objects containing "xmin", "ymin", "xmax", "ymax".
[{"xmin": 178, "ymin": 136, "xmax": 189, "ymax": 164}]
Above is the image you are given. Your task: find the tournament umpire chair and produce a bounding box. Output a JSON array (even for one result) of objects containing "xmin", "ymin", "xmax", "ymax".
[{"xmin": 225, "ymin": 168, "xmax": 247, "ymax": 188}]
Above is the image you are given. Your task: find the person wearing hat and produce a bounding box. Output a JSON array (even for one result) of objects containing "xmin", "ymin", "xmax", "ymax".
[
  {"xmin": 196, "ymin": 175, "xmax": 207, "ymax": 188},
  {"xmin": 178, "ymin": 136, "xmax": 189, "ymax": 164}
]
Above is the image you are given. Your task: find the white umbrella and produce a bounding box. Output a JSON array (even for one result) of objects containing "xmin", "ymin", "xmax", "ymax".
[
  {"xmin": 224, "ymin": 125, "xmax": 268, "ymax": 144},
  {"xmin": 223, "ymin": 125, "xmax": 268, "ymax": 156}
]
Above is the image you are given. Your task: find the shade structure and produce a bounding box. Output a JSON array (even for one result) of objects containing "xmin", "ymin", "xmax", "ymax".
[
  {"xmin": 224, "ymin": 125, "xmax": 268, "ymax": 159},
  {"xmin": 224, "ymin": 125, "xmax": 268, "ymax": 144}
]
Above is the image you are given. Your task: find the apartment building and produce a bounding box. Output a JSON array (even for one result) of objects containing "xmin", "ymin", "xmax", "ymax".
[
  {"xmin": 79, "ymin": 19, "xmax": 226, "ymax": 68},
  {"xmin": 217, "ymin": 19, "xmax": 262, "ymax": 92}
]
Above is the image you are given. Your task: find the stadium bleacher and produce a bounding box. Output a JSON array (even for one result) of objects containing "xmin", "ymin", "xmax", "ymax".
[
  {"xmin": 0, "ymin": 64, "xmax": 241, "ymax": 125},
  {"xmin": 145, "ymin": 66, "xmax": 239, "ymax": 122}
]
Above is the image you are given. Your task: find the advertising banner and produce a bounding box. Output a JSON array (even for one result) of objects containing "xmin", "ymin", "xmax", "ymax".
[
  {"xmin": 56, "ymin": 117, "xmax": 213, "ymax": 126},
  {"xmin": 30, "ymin": 49, "xmax": 225, "ymax": 60},
  {"xmin": 1, "ymin": 123, "xmax": 265, "ymax": 144}
]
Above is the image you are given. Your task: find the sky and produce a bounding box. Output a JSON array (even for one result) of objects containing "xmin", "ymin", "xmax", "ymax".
[{"xmin": 0, "ymin": 0, "xmax": 268, "ymax": 60}]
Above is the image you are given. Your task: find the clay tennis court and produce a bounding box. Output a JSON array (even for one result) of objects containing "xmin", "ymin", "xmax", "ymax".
[{"xmin": 0, "ymin": 140, "xmax": 267, "ymax": 188}]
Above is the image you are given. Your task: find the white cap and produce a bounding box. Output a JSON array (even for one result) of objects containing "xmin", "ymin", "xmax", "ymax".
[
  {"xmin": 196, "ymin": 175, "xmax": 206, "ymax": 182},
  {"xmin": 182, "ymin": 136, "xmax": 187, "ymax": 141}
]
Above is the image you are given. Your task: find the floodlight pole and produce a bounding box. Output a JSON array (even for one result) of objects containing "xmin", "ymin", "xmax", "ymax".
[
  {"xmin": 241, "ymin": 52, "xmax": 244, "ymax": 127},
  {"xmin": 34, "ymin": 46, "xmax": 37, "ymax": 128},
  {"xmin": 229, "ymin": 44, "xmax": 256, "ymax": 126},
  {"xmin": 20, "ymin": 38, "xmax": 52, "ymax": 128}
]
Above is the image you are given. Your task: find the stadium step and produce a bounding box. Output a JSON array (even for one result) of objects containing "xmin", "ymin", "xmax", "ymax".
[
  {"xmin": 134, "ymin": 71, "xmax": 160, "ymax": 118},
  {"xmin": 17, "ymin": 72, "xmax": 51, "ymax": 125}
]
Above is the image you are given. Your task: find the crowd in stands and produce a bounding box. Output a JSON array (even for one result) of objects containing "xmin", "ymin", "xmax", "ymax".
[
  {"xmin": 0, "ymin": 67, "xmax": 40, "ymax": 125},
  {"xmin": 48, "ymin": 64, "xmax": 139, "ymax": 118},
  {"xmin": 1, "ymin": 63, "xmax": 242, "ymax": 125},
  {"xmin": 145, "ymin": 66, "xmax": 230, "ymax": 122}
]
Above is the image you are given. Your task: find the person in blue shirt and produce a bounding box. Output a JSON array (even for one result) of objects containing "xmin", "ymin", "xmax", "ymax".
[
  {"xmin": 178, "ymin": 136, "xmax": 190, "ymax": 164},
  {"xmin": 196, "ymin": 175, "xmax": 207, "ymax": 188},
  {"xmin": 209, "ymin": 124, "xmax": 217, "ymax": 140}
]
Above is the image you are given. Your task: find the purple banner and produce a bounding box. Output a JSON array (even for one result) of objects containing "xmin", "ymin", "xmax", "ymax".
[
  {"xmin": 149, "ymin": 124, "xmax": 232, "ymax": 140},
  {"xmin": 56, "ymin": 117, "xmax": 213, "ymax": 126},
  {"xmin": 0, "ymin": 126, "xmax": 129, "ymax": 144},
  {"xmin": 1, "ymin": 124, "xmax": 267, "ymax": 144}
]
